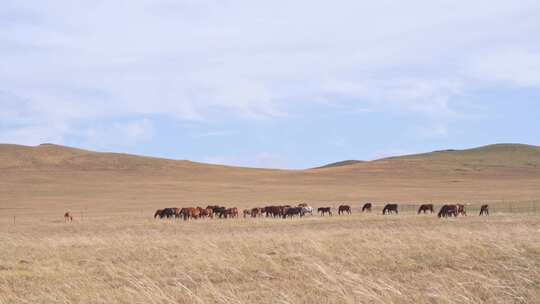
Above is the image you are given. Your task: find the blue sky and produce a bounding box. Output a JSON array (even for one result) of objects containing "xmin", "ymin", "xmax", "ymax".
[{"xmin": 1, "ymin": 1, "xmax": 539, "ymax": 168}]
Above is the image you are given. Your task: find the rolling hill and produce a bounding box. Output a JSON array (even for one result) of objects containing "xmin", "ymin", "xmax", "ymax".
[{"xmin": 1, "ymin": 143, "xmax": 539, "ymax": 215}]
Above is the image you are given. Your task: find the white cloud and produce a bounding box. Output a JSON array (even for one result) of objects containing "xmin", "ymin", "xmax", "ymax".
[
  {"xmin": 468, "ymin": 48, "xmax": 540, "ymax": 87},
  {"xmin": 1, "ymin": 0, "xmax": 540, "ymax": 144}
]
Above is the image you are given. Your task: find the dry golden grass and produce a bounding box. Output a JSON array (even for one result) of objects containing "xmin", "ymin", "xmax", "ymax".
[{"xmin": 1, "ymin": 212, "xmax": 539, "ymax": 304}]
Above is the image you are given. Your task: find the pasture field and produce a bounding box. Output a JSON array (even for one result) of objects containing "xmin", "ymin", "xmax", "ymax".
[{"xmin": 1, "ymin": 208, "xmax": 539, "ymax": 304}]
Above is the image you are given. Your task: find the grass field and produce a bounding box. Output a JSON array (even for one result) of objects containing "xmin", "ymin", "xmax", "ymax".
[
  {"xmin": 2, "ymin": 144, "xmax": 540, "ymax": 303},
  {"xmin": 1, "ymin": 209, "xmax": 539, "ymax": 304}
]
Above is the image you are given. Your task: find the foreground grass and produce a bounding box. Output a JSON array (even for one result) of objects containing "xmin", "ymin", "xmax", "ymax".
[{"xmin": 1, "ymin": 213, "xmax": 539, "ymax": 303}]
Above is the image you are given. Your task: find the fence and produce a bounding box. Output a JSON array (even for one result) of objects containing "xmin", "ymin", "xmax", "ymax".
[{"xmin": 383, "ymin": 200, "xmax": 540, "ymax": 215}]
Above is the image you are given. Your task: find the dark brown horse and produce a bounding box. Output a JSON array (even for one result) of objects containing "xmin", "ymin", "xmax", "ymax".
[
  {"xmin": 338, "ymin": 205, "xmax": 351, "ymax": 215},
  {"xmin": 318, "ymin": 207, "xmax": 332, "ymax": 216},
  {"xmin": 457, "ymin": 204, "xmax": 467, "ymax": 216},
  {"xmin": 417, "ymin": 204, "xmax": 434, "ymax": 214},
  {"xmin": 361, "ymin": 203, "xmax": 372, "ymax": 212},
  {"xmin": 223, "ymin": 207, "xmax": 239, "ymax": 218},
  {"xmin": 154, "ymin": 209, "xmax": 163, "ymax": 219},
  {"xmin": 64, "ymin": 212, "xmax": 73, "ymax": 222},
  {"xmin": 438, "ymin": 205, "xmax": 458, "ymax": 218},
  {"xmin": 479, "ymin": 204, "xmax": 489, "ymax": 216},
  {"xmin": 382, "ymin": 204, "xmax": 398, "ymax": 215},
  {"xmin": 283, "ymin": 207, "xmax": 304, "ymax": 219}
]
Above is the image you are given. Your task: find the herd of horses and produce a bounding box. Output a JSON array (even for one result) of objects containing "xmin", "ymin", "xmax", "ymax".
[{"xmin": 151, "ymin": 203, "xmax": 490, "ymax": 220}]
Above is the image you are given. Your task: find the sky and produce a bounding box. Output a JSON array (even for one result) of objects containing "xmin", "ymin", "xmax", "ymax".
[{"xmin": 1, "ymin": 0, "xmax": 540, "ymax": 169}]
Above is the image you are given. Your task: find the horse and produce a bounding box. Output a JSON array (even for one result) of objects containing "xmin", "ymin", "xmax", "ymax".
[
  {"xmin": 298, "ymin": 203, "xmax": 308, "ymax": 207},
  {"xmin": 153, "ymin": 209, "xmax": 163, "ymax": 219},
  {"xmin": 159, "ymin": 208, "xmax": 175, "ymax": 219},
  {"xmin": 179, "ymin": 207, "xmax": 199, "ymax": 220},
  {"xmin": 64, "ymin": 212, "xmax": 73, "ymax": 222},
  {"xmin": 479, "ymin": 204, "xmax": 489, "ymax": 216},
  {"xmin": 318, "ymin": 207, "xmax": 332, "ymax": 216},
  {"xmin": 457, "ymin": 204, "xmax": 467, "ymax": 216},
  {"xmin": 243, "ymin": 209, "xmax": 252, "ymax": 218},
  {"xmin": 251, "ymin": 208, "xmax": 262, "ymax": 218},
  {"xmin": 214, "ymin": 207, "xmax": 227, "ymax": 218},
  {"xmin": 283, "ymin": 207, "xmax": 304, "ymax": 219},
  {"xmin": 171, "ymin": 208, "xmax": 181, "ymax": 218},
  {"xmin": 361, "ymin": 203, "xmax": 372, "ymax": 212},
  {"xmin": 223, "ymin": 207, "xmax": 239, "ymax": 218},
  {"xmin": 301, "ymin": 206, "xmax": 314, "ymax": 215},
  {"xmin": 198, "ymin": 207, "xmax": 213, "ymax": 219},
  {"xmin": 382, "ymin": 204, "xmax": 398, "ymax": 215},
  {"xmin": 438, "ymin": 205, "xmax": 458, "ymax": 218},
  {"xmin": 417, "ymin": 204, "xmax": 434, "ymax": 214},
  {"xmin": 338, "ymin": 205, "xmax": 351, "ymax": 215}
]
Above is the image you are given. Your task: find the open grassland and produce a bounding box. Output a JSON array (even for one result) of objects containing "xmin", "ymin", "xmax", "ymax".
[{"xmin": 1, "ymin": 211, "xmax": 539, "ymax": 304}]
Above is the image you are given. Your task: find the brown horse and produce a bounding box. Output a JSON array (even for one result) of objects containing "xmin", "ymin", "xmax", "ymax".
[
  {"xmin": 298, "ymin": 203, "xmax": 308, "ymax": 207},
  {"xmin": 457, "ymin": 204, "xmax": 467, "ymax": 216},
  {"xmin": 382, "ymin": 204, "xmax": 398, "ymax": 215},
  {"xmin": 251, "ymin": 208, "xmax": 262, "ymax": 218},
  {"xmin": 417, "ymin": 204, "xmax": 434, "ymax": 214},
  {"xmin": 154, "ymin": 209, "xmax": 163, "ymax": 219},
  {"xmin": 338, "ymin": 205, "xmax": 351, "ymax": 215},
  {"xmin": 318, "ymin": 207, "xmax": 332, "ymax": 216},
  {"xmin": 243, "ymin": 209, "xmax": 252, "ymax": 218},
  {"xmin": 479, "ymin": 204, "xmax": 489, "ymax": 216},
  {"xmin": 64, "ymin": 212, "xmax": 73, "ymax": 222},
  {"xmin": 179, "ymin": 207, "xmax": 199, "ymax": 220},
  {"xmin": 438, "ymin": 205, "xmax": 458, "ymax": 218},
  {"xmin": 223, "ymin": 207, "xmax": 239, "ymax": 218},
  {"xmin": 361, "ymin": 203, "xmax": 372, "ymax": 212}
]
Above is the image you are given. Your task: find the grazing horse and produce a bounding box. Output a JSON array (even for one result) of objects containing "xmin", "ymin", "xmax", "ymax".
[
  {"xmin": 338, "ymin": 205, "xmax": 351, "ymax": 215},
  {"xmin": 171, "ymin": 208, "xmax": 181, "ymax": 218},
  {"xmin": 179, "ymin": 207, "xmax": 199, "ymax": 220},
  {"xmin": 283, "ymin": 207, "xmax": 305, "ymax": 219},
  {"xmin": 382, "ymin": 204, "xmax": 398, "ymax": 215},
  {"xmin": 301, "ymin": 206, "xmax": 314, "ymax": 215},
  {"xmin": 417, "ymin": 204, "xmax": 434, "ymax": 214},
  {"xmin": 479, "ymin": 204, "xmax": 489, "ymax": 216},
  {"xmin": 251, "ymin": 208, "xmax": 262, "ymax": 218},
  {"xmin": 318, "ymin": 207, "xmax": 332, "ymax": 216},
  {"xmin": 223, "ymin": 207, "xmax": 238, "ymax": 218},
  {"xmin": 214, "ymin": 207, "xmax": 227, "ymax": 218},
  {"xmin": 154, "ymin": 209, "xmax": 163, "ymax": 219},
  {"xmin": 64, "ymin": 212, "xmax": 73, "ymax": 222},
  {"xmin": 457, "ymin": 204, "xmax": 467, "ymax": 216},
  {"xmin": 158, "ymin": 208, "xmax": 175, "ymax": 219},
  {"xmin": 243, "ymin": 209, "xmax": 252, "ymax": 218},
  {"xmin": 204, "ymin": 207, "xmax": 214, "ymax": 218},
  {"xmin": 438, "ymin": 205, "xmax": 458, "ymax": 218},
  {"xmin": 361, "ymin": 203, "xmax": 372, "ymax": 212}
]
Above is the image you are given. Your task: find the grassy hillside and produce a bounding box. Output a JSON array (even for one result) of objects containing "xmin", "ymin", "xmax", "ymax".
[
  {"xmin": 1, "ymin": 143, "xmax": 540, "ymax": 215},
  {"xmin": 384, "ymin": 144, "xmax": 540, "ymax": 168}
]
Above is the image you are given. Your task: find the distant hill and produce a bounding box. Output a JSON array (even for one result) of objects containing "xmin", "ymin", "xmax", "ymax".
[
  {"xmin": 316, "ymin": 144, "xmax": 540, "ymax": 169},
  {"xmin": 380, "ymin": 144, "xmax": 540, "ymax": 168},
  {"xmin": 314, "ymin": 160, "xmax": 365, "ymax": 169}
]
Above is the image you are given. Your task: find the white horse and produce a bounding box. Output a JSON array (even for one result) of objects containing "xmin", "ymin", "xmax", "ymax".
[{"xmin": 301, "ymin": 206, "xmax": 314, "ymax": 215}]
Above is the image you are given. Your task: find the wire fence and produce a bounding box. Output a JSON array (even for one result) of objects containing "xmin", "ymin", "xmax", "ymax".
[{"xmin": 381, "ymin": 200, "xmax": 540, "ymax": 215}]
